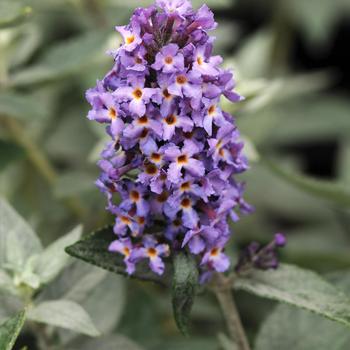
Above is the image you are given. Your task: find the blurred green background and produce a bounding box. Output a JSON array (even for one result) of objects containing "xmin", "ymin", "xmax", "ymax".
[{"xmin": 1, "ymin": 0, "xmax": 350, "ymax": 349}]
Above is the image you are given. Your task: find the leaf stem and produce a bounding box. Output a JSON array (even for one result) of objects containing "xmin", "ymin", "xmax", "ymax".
[
  {"xmin": 212, "ymin": 273, "xmax": 251, "ymax": 350},
  {"xmin": 1, "ymin": 115, "xmax": 87, "ymax": 219}
]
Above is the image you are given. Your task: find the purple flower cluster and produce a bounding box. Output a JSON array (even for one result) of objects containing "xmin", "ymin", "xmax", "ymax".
[{"xmin": 86, "ymin": 0, "xmax": 252, "ymax": 278}]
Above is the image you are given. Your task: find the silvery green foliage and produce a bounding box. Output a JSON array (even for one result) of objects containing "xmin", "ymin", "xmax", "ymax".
[
  {"xmin": 0, "ymin": 198, "xmax": 42, "ymax": 273},
  {"xmin": 27, "ymin": 300, "xmax": 100, "ymax": 337},
  {"xmin": 0, "ymin": 199, "xmax": 134, "ymax": 349},
  {"xmin": 0, "ymin": 310, "xmax": 26, "ymax": 350},
  {"xmin": 255, "ymin": 272, "xmax": 350, "ymax": 350},
  {"xmin": 234, "ymin": 264, "xmax": 350, "ymax": 327}
]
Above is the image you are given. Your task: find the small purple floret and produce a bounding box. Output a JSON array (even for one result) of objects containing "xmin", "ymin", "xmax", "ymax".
[{"xmin": 274, "ymin": 233, "xmax": 287, "ymax": 247}]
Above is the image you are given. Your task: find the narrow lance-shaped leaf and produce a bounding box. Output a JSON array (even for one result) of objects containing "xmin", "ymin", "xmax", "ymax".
[
  {"xmin": 0, "ymin": 198, "xmax": 42, "ymax": 271},
  {"xmin": 0, "ymin": 310, "xmax": 26, "ymax": 350},
  {"xmin": 264, "ymin": 159, "xmax": 350, "ymax": 208},
  {"xmin": 10, "ymin": 30, "xmax": 109, "ymax": 87},
  {"xmin": 172, "ymin": 252, "xmax": 199, "ymax": 335},
  {"xmin": 255, "ymin": 271, "xmax": 350, "ymax": 350},
  {"xmin": 255, "ymin": 304, "xmax": 350, "ymax": 350},
  {"xmin": 34, "ymin": 226, "xmax": 83, "ymax": 284},
  {"xmin": 0, "ymin": 1, "xmax": 31, "ymax": 29},
  {"xmin": 0, "ymin": 92, "xmax": 48, "ymax": 121},
  {"xmin": 234, "ymin": 264, "xmax": 350, "ymax": 328},
  {"xmin": 27, "ymin": 300, "xmax": 100, "ymax": 337},
  {"xmin": 65, "ymin": 226, "xmax": 169, "ymax": 285}
]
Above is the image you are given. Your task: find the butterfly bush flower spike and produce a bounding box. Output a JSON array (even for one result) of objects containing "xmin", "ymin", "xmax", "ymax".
[{"xmin": 86, "ymin": 0, "xmax": 254, "ymax": 279}]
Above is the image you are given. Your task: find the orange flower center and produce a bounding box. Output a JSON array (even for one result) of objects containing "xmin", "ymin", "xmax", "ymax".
[
  {"xmin": 165, "ymin": 56, "xmax": 173, "ymax": 64},
  {"xmin": 197, "ymin": 56, "xmax": 203, "ymax": 65},
  {"xmin": 176, "ymin": 75, "xmax": 187, "ymax": 85},
  {"xmin": 183, "ymin": 131, "xmax": 194, "ymax": 139},
  {"xmin": 177, "ymin": 154, "xmax": 188, "ymax": 164},
  {"xmin": 108, "ymin": 107, "xmax": 117, "ymax": 119},
  {"xmin": 145, "ymin": 163, "xmax": 158, "ymax": 175},
  {"xmin": 163, "ymin": 89, "xmax": 171, "ymax": 99},
  {"xmin": 208, "ymin": 105, "xmax": 216, "ymax": 115},
  {"xmin": 121, "ymin": 216, "xmax": 131, "ymax": 224},
  {"xmin": 180, "ymin": 181, "xmax": 191, "ymax": 191},
  {"xmin": 137, "ymin": 216, "xmax": 145, "ymax": 225},
  {"xmin": 147, "ymin": 247, "xmax": 157, "ymax": 258},
  {"xmin": 126, "ymin": 35, "xmax": 135, "ymax": 44},
  {"xmin": 123, "ymin": 247, "xmax": 131, "ymax": 256},
  {"xmin": 210, "ymin": 247, "xmax": 220, "ymax": 257},
  {"xmin": 151, "ymin": 153, "xmax": 162, "ymax": 162},
  {"xmin": 138, "ymin": 116, "xmax": 148, "ymax": 124},
  {"xmin": 140, "ymin": 128, "xmax": 149, "ymax": 139},
  {"xmin": 165, "ymin": 114, "xmax": 177, "ymax": 125},
  {"xmin": 181, "ymin": 198, "xmax": 191, "ymax": 208},
  {"xmin": 130, "ymin": 190, "xmax": 140, "ymax": 202},
  {"xmin": 132, "ymin": 88, "xmax": 143, "ymax": 99}
]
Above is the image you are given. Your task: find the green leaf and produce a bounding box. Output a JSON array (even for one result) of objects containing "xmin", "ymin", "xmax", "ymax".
[
  {"xmin": 255, "ymin": 271, "xmax": 350, "ymax": 350},
  {"xmin": 238, "ymin": 95, "xmax": 350, "ymax": 145},
  {"xmin": 60, "ymin": 274, "xmax": 126, "ymax": 344},
  {"xmin": 0, "ymin": 310, "xmax": 26, "ymax": 350},
  {"xmin": 234, "ymin": 29, "xmax": 273, "ymax": 79},
  {"xmin": 0, "ymin": 198, "xmax": 42, "ymax": 272},
  {"xmin": 27, "ymin": 300, "xmax": 100, "ymax": 337},
  {"xmin": 338, "ymin": 138, "xmax": 350, "ymax": 185},
  {"xmin": 0, "ymin": 141, "xmax": 24, "ymax": 169},
  {"xmin": 40, "ymin": 263, "xmax": 104, "ymax": 299},
  {"xmin": 0, "ymin": 92, "xmax": 48, "ymax": 121},
  {"xmin": 234, "ymin": 264, "xmax": 350, "ymax": 328},
  {"xmin": 53, "ymin": 172, "xmax": 97, "ymax": 199},
  {"xmin": 7, "ymin": 24, "xmax": 42, "ymax": 69},
  {"xmin": 172, "ymin": 252, "xmax": 199, "ymax": 335},
  {"xmin": 79, "ymin": 275, "xmax": 125, "ymax": 334},
  {"xmin": 0, "ymin": 2, "xmax": 32, "ymax": 29},
  {"xmin": 328, "ymin": 270, "xmax": 350, "ymax": 294},
  {"xmin": 10, "ymin": 30, "xmax": 109, "ymax": 86},
  {"xmin": 46, "ymin": 108, "xmax": 97, "ymax": 162},
  {"xmin": 67, "ymin": 335, "xmax": 144, "ymax": 350},
  {"xmin": 34, "ymin": 226, "xmax": 83, "ymax": 284},
  {"xmin": 255, "ymin": 304, "xmax": 350, "ymax": 350},
  {"xmin": 38, "ymin": 261, "xmax": 125, "ymax": 345},
  {"xmin": 264, "ymin": 159, "xmax": 350, "ymax": 208},
  {"xmin": 284, "ymin": 0, "xmax": 350, "ymax": 46},
  {"xmin": 61, "ymin": 264, "xmax": 108, "ymax": 302},
  {"xmin": 65, "ymin": 226, "xmax": 169, "ymax": 285}
]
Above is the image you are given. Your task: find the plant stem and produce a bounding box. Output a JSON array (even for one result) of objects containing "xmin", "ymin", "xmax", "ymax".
[
  {"xmin": 212, "ymin": 273, "xmax": 251, "ymax": 350},
  {"xmin": 1, "ymin": 116, "xmax": 87, "ymax": 219},
  {"xmin": 3, "ymin": 117, "xmax": 57, "ymax": 184}
]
